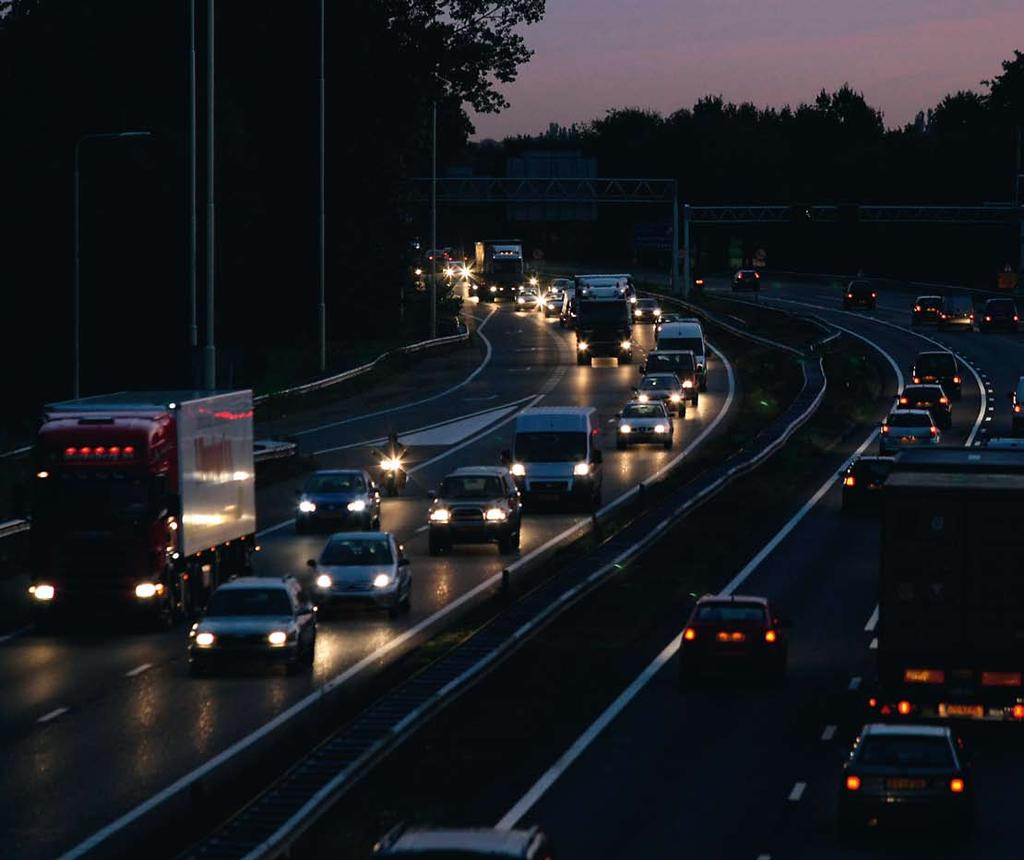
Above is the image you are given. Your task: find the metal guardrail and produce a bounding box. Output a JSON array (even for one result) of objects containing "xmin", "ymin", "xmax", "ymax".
[
  {"xmin": 181, "ymin": 351, "xmax": 828, "ymax": 860},
  {"xmin": 0, "ymin": 519, "xmax": 29, "ymax": 540}
]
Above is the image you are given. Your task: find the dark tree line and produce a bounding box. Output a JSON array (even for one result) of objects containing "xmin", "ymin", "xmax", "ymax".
[{"xmin": 0, "ymin": 0, "xmax": 544, "ymax": 445}]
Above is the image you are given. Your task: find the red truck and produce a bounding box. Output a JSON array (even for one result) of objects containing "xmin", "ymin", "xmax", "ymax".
[{"xmin": 29, "ymin": 391, "xmax": 257, "ymax": 626}]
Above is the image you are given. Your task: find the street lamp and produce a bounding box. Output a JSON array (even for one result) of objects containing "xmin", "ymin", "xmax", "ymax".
[{"xmin": 73, "ymin": 130, "xmax": 151, "ymax": 399}]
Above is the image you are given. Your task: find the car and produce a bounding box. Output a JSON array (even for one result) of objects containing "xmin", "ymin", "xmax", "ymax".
[
  {"xmin": 879, "ymin": 409, "xmax": 940, "ymax": 454},
  {"xmin": 295, "ymin": 469, "xmax": 381, "ymax": 534},
  {"xmin": 543, "ymin": 279, "xmax": 571, "ymax": 317},
  {"xmin": 732, "ymin": 269, "xmax": 761, "ymax": 291},
  {"xmin": 937, "ymin": 295, "xmax": 975, "ymax": 330},
  {"xmin": 1010, "ymin": 376, "xmax": 1024, "ymax": 435},
  {"xmin": 427, "ymin": 466, "xmax": 522, "ymax": 556},
  {"xmin": 516, "ymin": 287, "xmax": 541, "ymax": 310},
  {"xmin": 558, "ymin": 287, "xmax": 577, "ymax": 328},
  {"xmin": 188, "ymin": 576, "xmax": 316, "ymax": 676},
  {"xmin": 654, "ymin": 311, "xmax": 685, "ymax": 337},
  {"xmin": 635, "ymin": 373, "xmax": 686, "ymax": 416},
  {"xmin": 678, "ymin": 594, "xmax": 787, "ymax": 683},
  {"xmin": 308, "ymin": 531, "xmax": 411, "ymax": 616},
  {"xmin": 839, "ymin": 724, "xmax": 974, "ymax": 834},
  {"xmin": 911, "ymin": 350, "xmax": 962, "ymax": 400},
  {"xmin": 655, "ymin": 320, "xmax": 708, "ymax": 392},
  {"xmin": 374, "ymin": 825, "xmax": 554, "ymax": 858},
  {"xmin": 911, "ymin": 295, "xmax": 943, "ymax": 326},
  {"xmin": 840, "ymin": 456, "xmax": 895, "ymax": 513},
  {"xmin": 486, "ymin": 283, "xmax": 511, "ymax": 302},
  {"xmin": 615, "ymin": 400, "xmax": 674, "ymax": 450},
  {"xmin": 843, "ymin": 280, "xmax": 877, "ymax": 310},
  {"xmin": 640, "ymin": 349, "xmax": 700, "ymax": 405},
  {"xmin": 895, "ymin": 384, "xmax": 952, "ymax": 428},
  {"xmin": 979, "ymin": 297, "xmax": 1019, "ymax": 332},
  {"xmin": 632, "ymin": 297, "xmax": 662, "ymax": 323}
]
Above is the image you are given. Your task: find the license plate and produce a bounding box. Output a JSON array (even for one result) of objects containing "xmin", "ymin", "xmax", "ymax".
[
  {"xmin": 886, "ymin": 778, "xmax": 927, "ymax": 791},
  {"xmin": 939, "ymin": 703, "xmax": 985, "ymax": 719}
]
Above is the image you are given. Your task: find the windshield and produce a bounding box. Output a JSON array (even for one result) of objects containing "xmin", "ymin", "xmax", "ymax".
[
  {"xmin": 492, "ymin": 259, "xmax": 522, "ymax": 276},
  {"xmin": 440, "ymin": 476, "xmax": 504, "ymax": 499},
  {"xmin": 853, "ymin": 460, "xmax": 893, "ymax": 482},
  {"xmin": 887, "ymin": 412, "xmax": 930, "ymax": 427},
  {"xmin": 848, "ymin": 282, "xmax": 872, "ymax": 294},
  {"xmin": 305, "ymin": 473, "xmax": 365, "ymax": 494},
  {"xmin": 35, "ymin": 476, "xmax": 155, "ymax": 521},
  {"xmin": 987, "ymin": 299, "xmax": 1016, "ymax": 313},
  {"xmin": 577, "ymin": 301, "xmax": 630, "ymax": 326},
  {"xmin": 657, "ymin": 337, "xmax": 703, "ymax": 354},
  {"xmin": 943, "ymin": 296, "xmax": 972, "ymax": 311},
  {"xmin": 207, "ymin": 588, "xmax": 292, "ymax": 617},
  {"xmin": 858, "ymin": 736, "xmax": 952, "ymax": 768},
  {"xmin": 320, "ymin": 537, "xmax": 394, "ymax": 566},
  {"xmin": 915, "ymin": 354, "xmax": 956, "ymax": 375},
  {"xmin": 695, "ymin": 604, "xmax": 766, "ymax": 623},
  {"xmin": 637, "ymin": 299, "xmax": 658, "ymax": 310},
  {"xmin": 647, "ymin": 352, "xmax": 696, "ymax": 373},
  {"xmin": 640, "ymin": 376, "xmax": 679, "ymax": 391},
  {"xmin": 514, "ymin": 431, "xmax": 588, "ymax": 463},
  {"xmin": 622, "ymin": 404, "xmax": 666, "ymax": 419}
]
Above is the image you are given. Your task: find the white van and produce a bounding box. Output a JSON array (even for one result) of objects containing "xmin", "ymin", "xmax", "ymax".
[
  {"xmin": 574, "ymin": 274, "xmax": 636, "ymax": 303},
  {"xmin": 504, "ymin": 407, "xmax": 603, "ymax": 511},
  {"xmin": 655, "ymin": 320, "xmax": 707, "ymax": 391}
]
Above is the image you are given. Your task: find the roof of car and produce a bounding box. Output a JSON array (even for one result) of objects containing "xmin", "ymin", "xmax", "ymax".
[
  {"xmin": 325, "ymin": 531, "xmax": 392, "ymax": 541},
  {"xmin": 861, "ymin": 723, "xmax": 950, "ymax": 738},
  {"xmin": 310, "ymin": 468, "xmax": 366, "ymax": 476},
  {"xmin": 888, "ymin": 408, "xmax": 932, "ymax": 418},
  {"xmin": 217, "ymin": 577, "xmax": 292, "ymax": 592},
  {"xmin": 447, "ymin": 466, "xmax": 510, "ymax": 477},
  {"xmin": 915, "ymin": 349, "xmax": 955, "ymax": 358},
  {"xmin": 915, "ymin": 295, "xmax": 942, "ymax": 301},
  {"xmin": 657, "ymin": 321, "xmax": 703, "ymax": 335},
  {"xmin": 387, "ymin": 828, "xmax": 536, "ymax": 855},
  {"xmin": 696, "ymin": 594, "xmax": 768, "ymax": 607}
]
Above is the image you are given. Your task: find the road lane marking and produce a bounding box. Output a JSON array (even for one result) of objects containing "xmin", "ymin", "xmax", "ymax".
[
  {"xmin": 414, "ymin": 525, "xmax": 429, "ymax": 534},
  {"xmin": 37, "ymin": 707, "xmax": 69, "ymax": 724},
  {"xmin": 849, "ymin": 676, "xmax": 862, "ymax": 690},
  {"xmin": 67, "ymin": 344, "xmax": 738, "ymax": 860},
  {"xmin": 864, "ymin": 605, "xmax": 879, "ymax": 632},
  {"xmin": 125, "ymin": 663, "xmax": 153, "ymax": 678},
  {"xmin": 869, "ymin": 637, "xmax": 878, "ymax": 650},
  {"xmin": 0, "ymin": 625, "xmax": 32, "ymax": 645},
  {"xmin": 821, "ymin": 725, "xmax": 837, "ymax": 741},
  {"xmin": 788, "ymin": 782, "xmax": 807, "ymax": 802},
  {"xmin": 293, "ymin": 307, "xmax": 498, "ymax": 436}
]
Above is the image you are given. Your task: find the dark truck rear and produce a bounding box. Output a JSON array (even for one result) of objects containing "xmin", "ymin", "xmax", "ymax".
[
  {"xmin": 574, "ymin": 294, "xmax": 633, "ymax": 365},
  {"xmin": 874, "ymin": 449, "xmax": 1024, "ymax": 723}
]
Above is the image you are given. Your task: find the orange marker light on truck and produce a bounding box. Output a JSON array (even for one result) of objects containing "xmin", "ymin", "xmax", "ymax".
[
  {"xmin": 904, "ymin": 668, "xmax": 945, "ymax": 684},
  {"xmin": 981, "ymin": 671, "xmax": 1022, "ymax": 687},
  {"xmin": 897, "ymin": 700, "xmax": 912, "ymax": 715}
]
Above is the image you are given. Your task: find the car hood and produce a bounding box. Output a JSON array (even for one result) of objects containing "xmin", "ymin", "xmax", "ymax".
[
  {"xmin": 436, "ymin": 498, "xmax": 503, "ymax": 509},
  {"xmin": 619, "ymin": 417, "xmax": 667, "ymax": 428},
  {"xmin": 198, "ymin": 616, "xmax": 294, "ymax": 635},
  {"xmin": 318, "ymin": 564, "xmax": 395, "ymax": 584},
  {"xmin": 520, "ymin": 462, "xmax": 575, "ymax": 478}
]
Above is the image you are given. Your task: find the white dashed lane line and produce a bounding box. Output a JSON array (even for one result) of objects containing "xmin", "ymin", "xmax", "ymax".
[
  {"xmin": 821, "ymin": 724, "xmax": 837, "ymax": 741},
  {"xmin": 787, "ymin": 782, "xmax": 807, "ymax": 802},
  {"xmin": 869, "ymin": 637, "xmax": 878, "ymax": 650},
  {"xmin": 37, "ymin": 707, "xmax": 69, "ymax": 724},
  {"xmin": 864, "ymin": 605, "xmax": 879, "ymax": 632},
  {"xmin": 125, "ymin": 663, "xmax": 153, "ymax": 678},
  {"xmin": 848, "ymin": 676, "xmax": 862, "ymax": 691}
]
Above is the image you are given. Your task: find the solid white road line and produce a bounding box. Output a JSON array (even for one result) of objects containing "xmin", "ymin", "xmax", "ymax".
[
  {"xmin": 0, "ymin": 625, "xmax": 32, "ymax": 645},
  {"xmin": 37, "ymin": 707, "xmax": 69, "ymax": 724},
  {"xmin": 849, "ymin": 676, "xmax": 862, "ymax": 691},
  {"xmin": 821, "ymin": 724, "xmax": 837, "ymax": 741},
  {"xmin": 293, "ymin": 307, "xmax": 499, "ymax": 437},
  {"xmin": 125, "ymin": 663, "xmax": 153, "ymax": 678},
  {"xmin": 869, "ymin": 637, "xmax": 878, "ymax": 650},
  {"xmin": 787, "ymin": 782, "xmax": 807, "ymax": 802},
  {"xmin": 864, "ymin": 605, "xmax": 879, "ymax": 632}
]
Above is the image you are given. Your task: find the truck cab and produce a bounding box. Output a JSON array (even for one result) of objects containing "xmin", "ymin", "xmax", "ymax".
[{"xmin": 573, "ymin": 276, "xmax": 633, "ymax": 366}]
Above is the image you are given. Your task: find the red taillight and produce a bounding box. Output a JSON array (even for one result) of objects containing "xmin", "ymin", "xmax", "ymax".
[
  {"xmin": 1015, "ymin": 404, "xmax": 1022, "ymax": 414},
  {"xmin": 899, "ymin": 396, "xmax": 909, "ymax": 404},
  {"xmin": 1013, "ymin": 704, "xmax": 1024, "ymax": 720},
  {"xmin": 764, "ymin": 629, "xmax": 778, "ymax": 643},
  {"xmin": 897, "ymin": 700, "xmax": 912, "ymax": 715},
  {"xmin": 123, "ymin": 445, "xmax": 135, "ymax": 456},
  {"xmin": 981, "ymin": 671, "xmax": 1022, "ymax": 687},
  {"xmin": 1015, "ymin": 315, "xmax": 1020, "ymax": 322},
  {"xmin": 846, "ymin": 293, "xmax": 853, "ymax": 299},
  {"xmin": 985, "ymin": 315, "xmax": 992, "ymax": 322},
  {"xmin": 949, "ymin": 778, "xmax": 965, "ymax": 794},
  {"xmin": 108, "ymin": 446, "xmax": 120, "ymax": 457},
  {"xmin": 953, "ymin": 375, "xmax": 961, "ymax": 384},
  {"xmin": 880, "ymin": 704, "xmax": 892, "ymax": 715},
  {"xmin": 930, "ymin": 426, "xmax": 939, "ymax": 436},
  {"xmin": 683, "ymin": 628, "xmax": 696, "ymax": 641},
  {"xmin": 846, "ymin": 775, "xmax": 861, "ymax": 791},
  {"xmin": 94, "ymin": 446, "xmax": 106, "ymax": 457},
  {"xmin": 868, "ymin": 697, "xmax": 878, "ymax": 708},
  {"xmin": 912, "ymin": 376, "xmax": 921, "ymax": 383},
  {"xmin": 939, "ymin": 396, "xmax": 948, "ymax": 404},
  {"xmin": 914, "ymin": 304, "xmax": 922, "ymax": 312},
  {"xmin": 871, "ymin": 292, "xmax": 877, "ymax": 298},
  {"xmin": 904, "ymin": 668, "xmax": 945, "ymax": 684},
  {"xmin": 843, "ymin": 475, "xmax": 856, "ymax": 487},
  {"xmin": 881, "ymin": 424, "xmax": 889, "ymax": 434},
  {"xmin": 79, "ymin": 446, "xmax": 92, "ymax": 457},
  {"xmin": 754, "ymin": 272, "xmax": 760, "ymax": 278},
  {"xmin": 64, "ymin": 447, "xmax": 77, "ymax": 457}
]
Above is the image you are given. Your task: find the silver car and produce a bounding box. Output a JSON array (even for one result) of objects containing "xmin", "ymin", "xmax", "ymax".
[
  {"xmin": 188, "ymin": 576, "xmax": 316, "ymax": 676},
  {"xmin": 634, "ymin": 373, "xmax": 686, "ymax": 416},
  {"xmin": 308, "ymin": 531, "xmax": 411, "ymax": 617},
  {"xmin": 616, "ymin": 401, "xmax": 673, "ymax": 450},
  {"xmin": 879, "ymin": 409, "xmax": 940, "ymax": 454}
]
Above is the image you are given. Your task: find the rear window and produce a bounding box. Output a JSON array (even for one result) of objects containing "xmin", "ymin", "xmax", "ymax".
[
  {"xmin": 848, "ymin": 282, "xmax": 873, "ymax": 295},
  {"xmin": 986, "ymin": 299, "xmax": 1016, "ymax": 313},
  {"xmin": 694, "ymin": 604, "xmax": 766, "ymax": 623},
  {"xmin": 943, "ymin": 296, "xmax": 973, "ymax": 312},
  {"xmin": 915, "ymin": 353, "xmax": 956, "ymax": 375},
  {"xmin": 857, "ymin": 735, "xmax": 953, "ymax": 768},
  {"xmin": 887, "ymin": 412, "xmax": 930, "ymax": 427},
  {"xmin": 917, "ymin": 297, "xmax": 942, "ymax": 309},
  {"xmin": 852, "ymin": 460, "xmax": 893, "ymax": 482}
]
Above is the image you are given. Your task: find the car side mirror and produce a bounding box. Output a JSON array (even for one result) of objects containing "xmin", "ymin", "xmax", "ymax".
[
  {"xmin": 398, "ymin": 558, "xmax": 411, "ymax": 567},
  {"xmin": 592, "ymin": 450, "xmax": 603, "ymax": 464},
  {"xmin": 306, "ymin": 559, "xmax": 317, "ymax": 569}
]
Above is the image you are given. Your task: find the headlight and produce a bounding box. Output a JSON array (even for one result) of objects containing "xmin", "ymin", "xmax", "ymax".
[
  {"xmin": 485, "ymin": 507, "xmax": 507, "ymax": 521},
  {"xmin": 316, "ymin": 573, "xmax": 332, "ymax": 589},
  {"xmin": 267, "ymin": 630, "xmax": 288, "ymax": 647},
  {"xmin": 670, "ymin": 393, "xmax": 682, "ymax": 403},
  {"xmin": 529, "ymin": 277, "xmax": 538, "ymax": 286},
  {"xmin": 194, "ymin": 631, "xmax": 215, "ymax": 647},
  {"xmin": 634, "ymin": 309, "xmax": 642, "ymax": 316},
  {"xmin": 517, "ymin": 297, "xmax": 525, "ymax": 304},
  {"xmin": 30, "ymin": 584, "xmax": 55, "ymax": 601},
  {"xmin": 682, "ymin": 379, "xmax": 693, "ymax": 388},
  {"xmin": 630, "ymin": 296, "xmax": 637, "ymax": 304},
  {"xmin": 510, "ymin": 463, "xmax": 526, "ymax": 477},
  {"xmin": 135, "ymin": 582, "xmax": 164, "ymax": 599},
  {"xmin": 298, "ymin": 500, "xmax": 316, "ymax": 513},
  {"xmin": 577, "ymin": 341, "xmax": 589, "ymax": 351},
  {"xmin": 430, "ymin": 508, "xmax": 451, "ymax": 523},
  {"xmin": 347, "ymin": 499, "xmax": 367, "ymax": 512},
  {"xmin": 381, "ymin": 458, "xmax": 402, "ymax": 471},
  {"xmin": 620, "ymin": 340, "xmax": 632, "ymax": 351},
  {"xmin": 653, "ymin": 308, "xmax": 661, "ymax": 317},
  {"xmin": 490, "ymin": 286, "xmax": 498, "ymax": 292},
  {"xmin": 619, "ymin": 424, "xmax": 632, "ymax": 433},
  {"xmin": 573, "ymin": 462, "xmax": 590, "ymax": 476},
  {"xmin": 373, "ymin": 573, "xmax": 392, "ymax": 589},
  {"xmin": 638, "ymin": 393, "xmax": 649, "ymax": 402},
  {"xmin": 654, "ymin": 424, "xmax": 668, "ymax": 433}
]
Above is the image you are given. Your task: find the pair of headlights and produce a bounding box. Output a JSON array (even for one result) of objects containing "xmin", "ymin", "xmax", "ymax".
[
  {"xmin": 192, "ymin": 629, "xmax": 291, "ymax": 648},
  {"xmin": 430, "ymin": 507, "xmax": 506, "ymax": 523},
  {"xmin": 315, "ymin": 572, "xmax": 392, "ymax": 590},
  {"xmin": 299, "ymin": 499, "xmax": 367, "ymax": 514}
]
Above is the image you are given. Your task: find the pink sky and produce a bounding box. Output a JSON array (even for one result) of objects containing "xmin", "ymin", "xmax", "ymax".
[{"xmin": 471, "ymin": 0, "xmax": 1024, "ymax": 139}]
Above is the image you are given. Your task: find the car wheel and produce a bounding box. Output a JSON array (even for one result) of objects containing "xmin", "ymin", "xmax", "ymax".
[
  {"xmin": 699, "ymin": 380, "xmax": 707, "ymax": 393},
  {"xmin": 691, "ymin": 395, "xmax": 699, "ymax": 407}
]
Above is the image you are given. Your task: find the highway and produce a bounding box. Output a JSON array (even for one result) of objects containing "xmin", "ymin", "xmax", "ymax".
[
  {"xmin": 491, "ymin": 276, "xmax": 1024, "ymax": 860},
  {"xmin": 0, "ymin": 293, "xmax": 735, "ymax": 859}
]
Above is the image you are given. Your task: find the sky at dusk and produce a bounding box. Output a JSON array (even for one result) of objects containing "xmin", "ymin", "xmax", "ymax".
[{"xmin": 471, "ymin": 0, "xmax": 1024, "ymax": 139}]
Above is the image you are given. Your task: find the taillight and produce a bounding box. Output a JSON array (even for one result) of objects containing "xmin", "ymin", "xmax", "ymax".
[
  {"xmin": 683, "ymin": 628, "xmax": 696, "ymax": 641},
  {"xmin": 904, "ymin": 668, "xmax": 945, "ymax": 684},
  {"xmin": 843, "ymin": 475, "xmax": 856, "ymax": 487},
  {"xmin": 914, "ymin": 304, "xmax": 921, "ymax": 312},
  {"xmin": 912, "ymin": 376, "xmax": 921, "ymax": 383},
  {"xmin": 1013, "ymin": 704, "xmax": 1024, "ymax": 720},
  {"xmin": 899, "ymin": 396, "xmax": 909, "ymax": 404},
  {"xmin": 939, "ymin": 396, "xmax": 948, "ymax": 405},
  {"xmin": 764, "ymin": 629, "xmax": 778, "ymax": 643},
  {"xmin": 881, "ymin": 424, "xmax": 889, "ymax": 434},
  {"xmin": 64, "ymin": 447, "xmax": 77, "ymax": 457},
  {"xmin": 1015, "ymin": 315, "xmax": 1020, "ymax": 322},
  {"xmin": 985, "ymin": 315, "xmax": 992, "ymax": 322},
  {"xmin": 949, "ymin": 778, "xmax": 965, "ymax": 794},
  {"xmin": 1015, "ymin": 404, "xmax": 1022, "ymax": 413},
  {"xmin": 846, "ymin": 775, "xmax": 861, "ymax": 791},
  {"xmin": 981, "ymin": 671, "xmax": 1022, "ymax": 687},
  {"xmin": 868, "ymin": 697, "xmax": 878, "ymax": 708},
  {"xmin": 953, "ymin": 375, "xmax": 961, "ymax": 384},
  {"xmin": 930, "ymin": 426, "xmax": 939, "ymax": 436},
  {"xmin": 871, "ymin": 292, "xmax": 877, "ymax": 298},
  {"xmin": 846, "ymin": 293, "xmax": 853, "ymax": 299},
  {"xmin": 897, "ymin": 700, "xmax": 912, "ymax": 715}
]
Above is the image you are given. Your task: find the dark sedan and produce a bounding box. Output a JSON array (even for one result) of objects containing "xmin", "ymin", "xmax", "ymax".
[
  {"xmin": 979, "ymin": 297, "xmax": 1019, "ymax": 332},
  {"xmin": 937, "ymin": 295, "xmax": 975, "ymax": 330},
  {"xmin": 896, "ymin": 383, "xmax": 952, "ymax": 428},
  {"xmin": 731, "ymin": 269, "xmax": 761, "ymax": 291},
  {"xmin": 840, "ymin": 456, "xmax": 894, "ymax": 513},
  {"xmin": 911, "ymin": 350, "xmax": 962, "ymax": 400},
  {"xmin": 911, "ymin": 295, "xmax": 942, "ymax": 326},
  {"xmin": 840, "ymin": 724, "xmax": 973, "ymax": 834},
  {"xmin": 295, "ymin": 469, "xmax": 381, "ymax": 534},
  {"xmin": 843, "ymin": 280, "xmax": 876, "ymax": 310}
]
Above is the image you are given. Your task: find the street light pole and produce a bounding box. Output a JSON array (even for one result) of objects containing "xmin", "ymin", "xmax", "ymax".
[
  {"xmin": 204, "ymin": 0, "xmax": 216, "ymax": 389},
  {"xmin": 73, "ymin": 130, "xmax": 151, "ymax": 399},
  {"xmin": 187, "ymin": 0, "xmax": 198, "ymax": 352},
  {"xmin": 318, "ymin": 0, "xmax": 326, "ymax": 371},
  {"xmin": 430, "ymin": 99, "xmax": 437, "ymax": 340}
]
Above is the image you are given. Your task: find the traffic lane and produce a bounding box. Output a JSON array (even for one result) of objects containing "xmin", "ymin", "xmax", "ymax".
[
  {"xmin": 0, "ymin": 334, "xmax": 731, "ymax": 857},
  {"xmin": 509, "ymin": 490, "xmax": 884, "ymax": 860}
]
